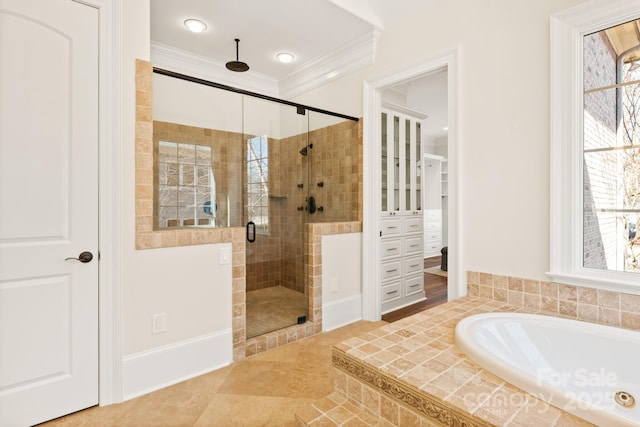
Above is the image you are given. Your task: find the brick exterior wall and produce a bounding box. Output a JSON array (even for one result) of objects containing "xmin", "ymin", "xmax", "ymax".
[{"xmin": 583, "ymin": 31, "xmax": 619, "ymax": 270}]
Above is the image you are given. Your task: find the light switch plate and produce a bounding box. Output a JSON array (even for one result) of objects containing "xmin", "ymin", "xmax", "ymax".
[{"xmin": 220, "ymin": 246, "xmax": 231, "ymax": 265}]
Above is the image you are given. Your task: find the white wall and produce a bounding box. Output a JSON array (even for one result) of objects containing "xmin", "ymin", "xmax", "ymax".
[
  {"xmin": 122, "ymin": 0, "xmax": 232, "ymax": 375},
  {"xmin": 322, "ymin": 233, "xmax": 362, "ymax": 331},
  {"xmin": 294, "ymin": 0, "xmax": 589, "ymax": 281}
]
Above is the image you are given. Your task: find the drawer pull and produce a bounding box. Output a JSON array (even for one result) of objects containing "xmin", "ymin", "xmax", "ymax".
[
  {"xmin": 386, "ymin": 290, "xmax": 398, "ymax": 295},
  {"xmin": 386, "ymin": 248, "xmax": 397, "ymax": 251},
  {"xmin": 386, "ymin": 268, "xmax": 398, "ymax": 273},
  {"xmin": 409, "ymin": 284, "xmax": 420, "ymax": 288},
  {"xmin": 410, "ymin": 264, "xmax": 420, "ymax": 268},
  {"xmin": 410, "ymin": 244, "xmax": 419, "ymax": 248},
  {"xmin": 387, "ymin": 226, "xmax": 398, "ymax": 229}
]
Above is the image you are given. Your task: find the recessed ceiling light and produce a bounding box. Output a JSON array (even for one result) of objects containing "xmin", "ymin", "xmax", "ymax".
[
  {"xmin": 276, "ymin": 52, "xmax": 295, "ymax": 64},
  {"xmin": 184, "ymin": 19, "xmax": 207, "ymax": 33},
  {"xmin": 443, "ymin": 127, "xmax": 449, "ymax": 131}
]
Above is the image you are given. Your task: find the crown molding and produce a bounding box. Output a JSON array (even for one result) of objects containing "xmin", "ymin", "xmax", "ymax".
[
  {"xmin": 151, "ymin": 29, "xmax": 378, "ymax": 100},
  {"xmin": 279, "ymin": 30, "xmax": 379, "ymax": 99},
  {"xmin": 150, "ymin": 42, "xmax": 279, "ymax": 96}
]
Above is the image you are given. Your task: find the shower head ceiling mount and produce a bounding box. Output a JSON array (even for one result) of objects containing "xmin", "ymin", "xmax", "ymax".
[{"xmin": 225, "ymin": 38, "xmax": 249, "ymax": 72}]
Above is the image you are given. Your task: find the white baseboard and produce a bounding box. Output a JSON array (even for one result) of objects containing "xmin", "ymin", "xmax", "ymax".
[
  {"xmin": 323, "ymin": 294, "xmax": 363, "ymax": 332},
  {"xmin": 122, "ymin": 329, "xmax": 232, "ymax": 400}
]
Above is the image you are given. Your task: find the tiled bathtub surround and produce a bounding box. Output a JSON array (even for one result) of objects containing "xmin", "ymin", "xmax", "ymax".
[
  {"xmin": 467, "ymin": 271, "xmax": 640, "ymax": 331},
  {"xmin": 297, "ymin": 297, "xmax": 594, "ymax": 426}
]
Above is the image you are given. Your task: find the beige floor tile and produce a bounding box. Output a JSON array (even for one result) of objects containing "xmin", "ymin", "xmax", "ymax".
[
  {"xmin": 40, "ymin": 321, "xmax": 386, "ymax": 427},
  {"xmin": 193, "ymin": 394, "xmax": 315, "ymax": 427}
]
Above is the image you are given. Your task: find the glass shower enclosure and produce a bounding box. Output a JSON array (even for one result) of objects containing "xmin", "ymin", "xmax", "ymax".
[{"xmin": 152, "ymin": 69, "xmax": 359, "ymax": 339}]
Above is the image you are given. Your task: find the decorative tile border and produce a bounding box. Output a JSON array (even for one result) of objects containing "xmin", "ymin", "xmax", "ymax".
[{"xmin": 332, "ymin": 348, "xmax": 493, "ymax": 427}]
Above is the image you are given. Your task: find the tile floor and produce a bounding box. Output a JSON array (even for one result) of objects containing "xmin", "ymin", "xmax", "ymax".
[
  {"xmin": 41, "ymin": 320, "xmax": 386, "ymax": 427},
  {"xmin": 246, "ymin": 286, "xmax": 308, "ymax": 338}
]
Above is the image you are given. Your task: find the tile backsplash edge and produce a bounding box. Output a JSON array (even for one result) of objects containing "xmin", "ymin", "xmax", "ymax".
[{"xmin": 467, "ymin": 271, "xmax": 640, "ymax": 331}]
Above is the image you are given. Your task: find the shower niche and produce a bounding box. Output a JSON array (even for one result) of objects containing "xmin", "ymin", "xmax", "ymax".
[{"xmin": 152, "ymin": 70, "xmax": 360, "ymax": 338}]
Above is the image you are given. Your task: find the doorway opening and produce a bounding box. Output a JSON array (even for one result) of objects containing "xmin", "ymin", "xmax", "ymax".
[
  {"xmin": 362, "ymin": 48, "xmax": 460, "ymax": 322},
  {"xmin": 380, "ymin": 69, "xmax": 449, "ymax": 322}
]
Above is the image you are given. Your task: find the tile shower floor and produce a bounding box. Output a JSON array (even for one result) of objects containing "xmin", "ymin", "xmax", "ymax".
[
  {"xmin": 41, "ymin": 320, "xmax": 386, "ymax": 427},
  {"xmin": 246, "ymin": 286, "xmax": 308, "ymax": 338}
]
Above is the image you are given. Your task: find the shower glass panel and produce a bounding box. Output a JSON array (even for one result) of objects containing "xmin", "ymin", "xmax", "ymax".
[
  {"xmin": 244, "ymin": 97, "xmax": 310, "ymax": 339},
  {"xmin": 153, "ymin": 74, "xmax": 244, "ymax": 229}
]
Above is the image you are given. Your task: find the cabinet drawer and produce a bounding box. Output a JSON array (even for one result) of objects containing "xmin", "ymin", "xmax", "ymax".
[
  {"xmin": 381, "ymin": 219, "xmax": 402, "ymax": 237},
  {"xmin": 424, "ymin": 241, "xmax": 441, "ymax": 253},
  {"xmin": 404, "ymin": 257, "xmax": 423, "ymax": 276},
  {"xmin": 424, "ymin": 231, "xmax": 441, "ymax": 242},
  {"xmin": 381, "ymin": 260, "xmax": 402, "ymax": 281},
  {"xmin": 405, "ymin": 275, "xmax": 424, "ymax": 296},
  {"xmin": 404, "ymin": 237, "xmax": 423, "ymax": 256},
  {"xmin": 404, "ymin": 217, "xmax": 422, "ymax": 235},
  {"xmin": 381, "ymin": 282, "xmax": 401, "ymax": 302},
  {"xmin": 424, "ymin": 210, "xmax": 441, "ymax": 219},
  {"xmin": 424, "ymin": 220, "xmax": 440, "ymax": 231},
  {"xmin": 381, "ymin": 239, "xmax": 402, "ymax": 260}
]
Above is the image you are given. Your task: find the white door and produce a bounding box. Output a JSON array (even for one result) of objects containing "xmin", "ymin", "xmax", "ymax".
[{"xmin": 0, "ymin": 1, "xmax": 99, "ymax": 425}]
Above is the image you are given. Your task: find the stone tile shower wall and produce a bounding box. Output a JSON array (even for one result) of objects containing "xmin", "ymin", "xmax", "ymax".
[{"xmin": 276, "ymin": 121, "xmax": 360, "ymax": 294}]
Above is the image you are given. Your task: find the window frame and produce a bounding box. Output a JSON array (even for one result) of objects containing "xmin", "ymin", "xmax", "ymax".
[{"xmin": 549, "ymin": 0, "xmax": 640, "ymax": 294}]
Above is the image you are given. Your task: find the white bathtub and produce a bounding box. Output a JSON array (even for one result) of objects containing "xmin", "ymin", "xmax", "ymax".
[{"xmin": 455, "ymin": 313, "xmax": 640, "ymax": 426}]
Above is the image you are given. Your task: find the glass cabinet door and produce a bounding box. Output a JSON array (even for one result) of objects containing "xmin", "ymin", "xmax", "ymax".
[
  {"xmin": 381, "ymin": 107, "xmax": 425, "ymax": 213},
  {"xmin": 381, "ymin": 113, "xmax": 387, "ymax": 211}
]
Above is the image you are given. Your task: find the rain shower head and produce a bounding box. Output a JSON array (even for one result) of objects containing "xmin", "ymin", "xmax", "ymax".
[
  {"xmin": 226, "ymin": 38, "xmax": 249, "ymax": 72},
  {"xmin": 299, "ymin": 143, "xmax": 313, "ymax": 156}
]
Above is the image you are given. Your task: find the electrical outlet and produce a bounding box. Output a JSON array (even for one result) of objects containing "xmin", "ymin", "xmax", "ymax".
[{"xmin": 152, "ymin": 313, "xmax": 167, "ymax": 334}]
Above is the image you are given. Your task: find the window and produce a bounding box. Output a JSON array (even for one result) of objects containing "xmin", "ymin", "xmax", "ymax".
[
  {"xmin": 157, "ymin": 141, "xmax": 216, "ymax": 228},
  {"xmin": 550, "ymin": 1, "xmax": 640, "ymax": 292},
  {"xmin": 246, "ymin": 135, "xmax": 269, "ymax": 231}
]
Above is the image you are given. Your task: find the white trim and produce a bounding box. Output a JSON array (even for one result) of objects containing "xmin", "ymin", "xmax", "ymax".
[
  {"xmin": 279, "ymin": 30, "xmax": 379, "ymax": 99},
  {"xmin": 78, "ymin": 0, "xmax": 123, "ymax": 405},
  {"xmin": 323, "ymin": 294, "xmax": 363, "ymax": 332},
  {"xmin": 151, "ymin": 42, "xmax": 279, "ymax": 96},
  {"xmin": 151, "ymin": 30, "xmax": 378, "ymax": 101},
  {"xmin": 549, "ymin": 0, "xmax": 640, "ymax": 295},
  {"xmin": 362, "ymin": 47, "xmax": 462, "ymax": 321},
  {"xmin": 122, "ymin": 330, "xmax": 233, "ymax": 401}
]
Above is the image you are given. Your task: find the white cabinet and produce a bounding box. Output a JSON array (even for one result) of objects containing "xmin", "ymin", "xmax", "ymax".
[
  {"xmin": 380, "ymin": 103, "xmax": 427, "ymax": 314},
  {"xmin": 423, "ymin": 209, "xmax": 442, "ymax": 257},
  {"xmin": 422, "ymin": 154, "xmax": 446, "ymax": 258},
  {"xmin": 381, "ymin": 214, "xmax": 426, "ymax": 312}
]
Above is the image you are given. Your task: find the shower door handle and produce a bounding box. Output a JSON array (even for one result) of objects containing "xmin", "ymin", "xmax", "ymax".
[{"xmin": 246, "ymin": 221, "xmax": 256, "ymax": 243}]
